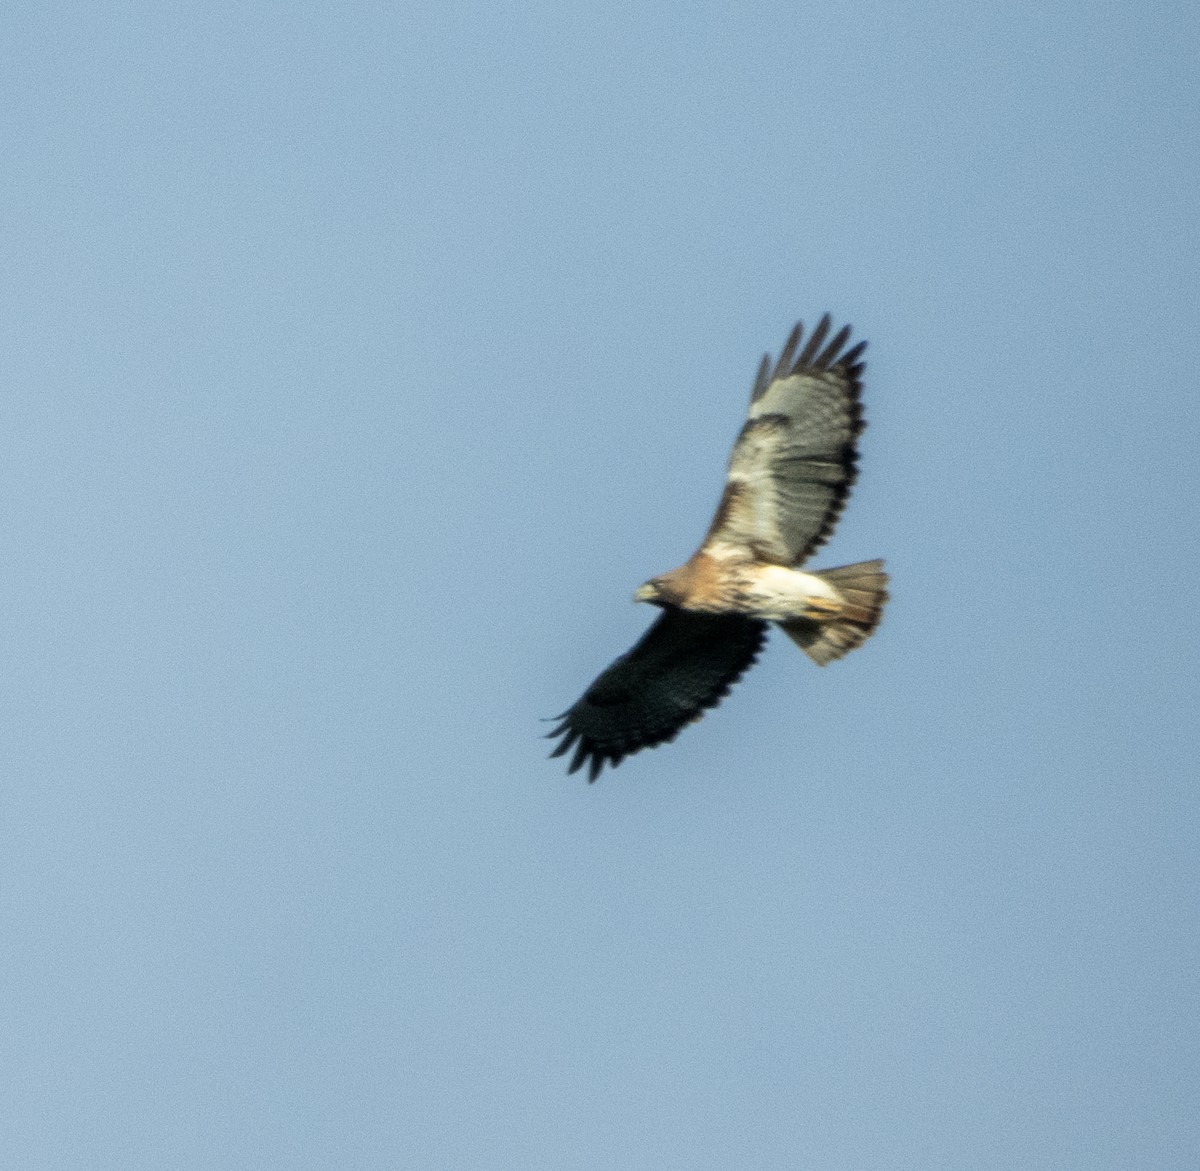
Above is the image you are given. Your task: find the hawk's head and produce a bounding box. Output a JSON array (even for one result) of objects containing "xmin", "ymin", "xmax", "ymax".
[{"xmin": 633, "ymin": 579, "xmax": 668, "ymax": 607}]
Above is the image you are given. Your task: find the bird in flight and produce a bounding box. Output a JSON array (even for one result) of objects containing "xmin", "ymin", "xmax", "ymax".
[{"xmin": 547, "ymin": 315, "xmax": 888, "ymax": 781}]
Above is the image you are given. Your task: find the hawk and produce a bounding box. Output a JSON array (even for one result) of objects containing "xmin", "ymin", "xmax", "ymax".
[{"xmin": 548, "ymin": 315, "xmax": 888, "ymax": 781}]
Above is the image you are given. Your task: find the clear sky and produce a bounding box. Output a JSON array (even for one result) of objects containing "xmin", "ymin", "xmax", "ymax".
[{"xmin": 2, "ymin": 2, "xmax": 1198, "ymax": 1167}]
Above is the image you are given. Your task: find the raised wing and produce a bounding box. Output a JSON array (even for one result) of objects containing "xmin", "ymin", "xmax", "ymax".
[
  {"xmin": 547, "ymin": 609, "xmax": 767, "ymax": 781},
  {"xmin": 704, "ymin": 315, "xmax": 867, "ymax": 566}
]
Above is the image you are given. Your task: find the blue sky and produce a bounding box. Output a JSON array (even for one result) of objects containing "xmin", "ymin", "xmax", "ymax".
[{"xmin": 2, "ymin": 2, "xmax": 1198, "ymax": 1167}]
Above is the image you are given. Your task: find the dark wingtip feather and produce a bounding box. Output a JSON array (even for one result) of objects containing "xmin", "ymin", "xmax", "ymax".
[
  {"xmin": 568, "ymin": 740, "xmax": 590, "ymax": 774},
  {"xmin": 839, "ymin": 339, "xmax": 867, "ymax": 368},
  {"xmin": 548, "ymin": 729, "xmax": 578, "ymax": 757},
  {"xmin": 795, "ymin": 313, "xmax": 832, "ymax": 369},
  {"xmin": 815, "ymin": 323, "xmax": 852, "ymax": 370},
  {"xmin": 749, "ymin": 353, "xmax": 772, "ymax": 404},
  {"xmin": 771, "ymin": 322, "xmax": 803, "ymax": 381}
]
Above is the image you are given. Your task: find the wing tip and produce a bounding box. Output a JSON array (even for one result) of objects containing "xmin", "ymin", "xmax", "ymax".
[
  {"xmin": 788, "ymin": 314, "xmax": 867, "ymax": 377},
  {"xmin": 757, "ymin": 315, "xmax": 868, "ymax": 399}
]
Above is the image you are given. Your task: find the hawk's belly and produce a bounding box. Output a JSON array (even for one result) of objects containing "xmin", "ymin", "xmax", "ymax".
[{"xmin": 737, "ymin": 565, "xmax": 840, "ymax": 622}]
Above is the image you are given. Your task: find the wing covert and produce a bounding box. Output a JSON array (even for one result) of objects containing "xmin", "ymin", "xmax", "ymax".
[{"xmin": 547, "ymin": 609, "xmax": 767, "ymax": 781}]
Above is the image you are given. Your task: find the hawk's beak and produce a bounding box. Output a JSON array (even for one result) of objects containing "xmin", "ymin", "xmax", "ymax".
[{"xmin": 633, "ymin": 583, "xmax": 658, "ymax": 604}]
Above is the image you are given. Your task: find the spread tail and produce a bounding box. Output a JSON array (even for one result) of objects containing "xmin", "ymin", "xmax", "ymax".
[{"xmin": 778, "ymin": 559, "xmax": 888, "ymax": 666}]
